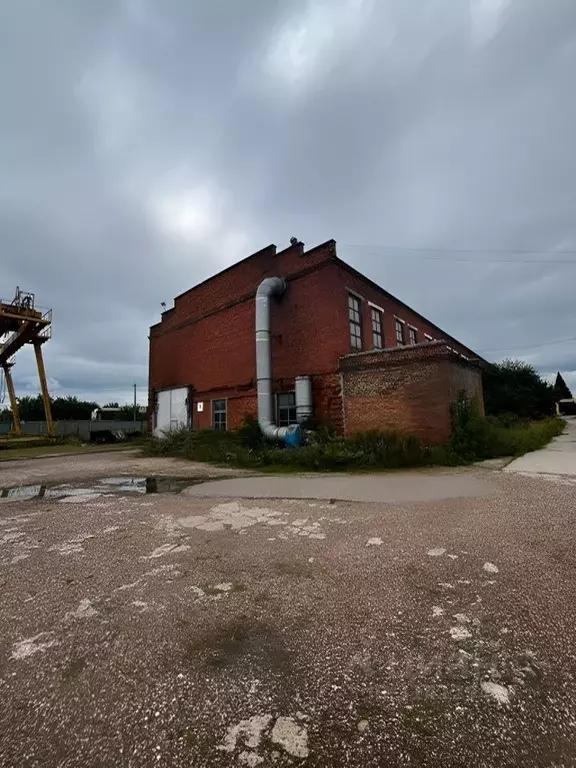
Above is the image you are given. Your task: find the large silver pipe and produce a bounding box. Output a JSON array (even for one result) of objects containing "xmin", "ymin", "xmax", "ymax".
[
  {"xmin": 255, "ymin": 276, "xmax": 290, "ymax": 441},
  {"xmin": 295, "ymin": 376, "xmax": 313, "ymax": 423}
]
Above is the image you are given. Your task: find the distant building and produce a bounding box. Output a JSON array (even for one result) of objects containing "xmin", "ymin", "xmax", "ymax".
[
  {"xmin": 91, "ymin": 407, "xmax": 123, "ymax": 421},
  {"xmin": 557, "ymin": 399, "xmax": 576, "ymax": 417},
  {"xmin": 149, "ymin": 239, "xmax": 484, "ymax": 443}
]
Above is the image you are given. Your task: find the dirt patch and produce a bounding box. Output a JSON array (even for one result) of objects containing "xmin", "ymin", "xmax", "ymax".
[
  {"xmin": 62, "ymin": 657, "xmax": 87, "ymax": 682},
  {"xmin": 183, "ymin": 615, "xmax": 291, "ymax": 672}
]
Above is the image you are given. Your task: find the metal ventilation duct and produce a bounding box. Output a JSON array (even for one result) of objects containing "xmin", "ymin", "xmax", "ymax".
[{"xmin": 255, "ymin": 277, "xmax": 301, "ymax": 445}]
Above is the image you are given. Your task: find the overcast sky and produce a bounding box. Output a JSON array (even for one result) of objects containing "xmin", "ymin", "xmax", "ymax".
[{"xmin": 1, "ymin": 0, "xmax": 575, "ymax": 405}]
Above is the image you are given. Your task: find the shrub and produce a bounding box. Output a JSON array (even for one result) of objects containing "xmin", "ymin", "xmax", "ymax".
[
  {"xmin": 348, "ymin": 430, "xmax": 431, "ymax": 468},
  {"xmin": 144, "ymin": 427, "xmax": 259, "ymax": 466},
  {"xmin": 450, "ymin": 392, "xmax": 563, "ymax": 461},
  {"xmin": 450, "ymin": 393, "xmax": 494, "ymax": 461},
  {"xmin": 145, "ymin": 403, "xmax": 564, "ymax": 471},
  {"xmin": 236, "ymin": 414, "xmax": 265, "ymax": 450},
  {"xmin": 145, "ymin": 424, "xmax": 431, "ymax": 470},
  {"xmin": 124, "ymin": 429, "xmax": 144, "ymax": 441},
  {"xmin": 483, "ymin": 359, "xmax": 556, "ymax": 419}
]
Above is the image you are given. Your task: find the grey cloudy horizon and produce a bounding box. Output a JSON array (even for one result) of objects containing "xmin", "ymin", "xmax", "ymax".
[{"xmin": 1, "ymin": 0, "xmax": 575, "ymax": 405}]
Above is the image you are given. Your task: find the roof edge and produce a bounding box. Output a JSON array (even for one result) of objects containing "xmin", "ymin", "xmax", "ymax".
[
  {"xmin": 172, "ymin": 243, "xmax": 277, "ymax": 304},
  {"xmin": 334, "ymin": 255, "xmax": 486, "ymax": 364}
]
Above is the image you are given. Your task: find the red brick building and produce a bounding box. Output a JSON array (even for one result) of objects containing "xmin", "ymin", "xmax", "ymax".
[{"xmin": 149, "ymin": 239, "xmax": 484, "ymax": 443}]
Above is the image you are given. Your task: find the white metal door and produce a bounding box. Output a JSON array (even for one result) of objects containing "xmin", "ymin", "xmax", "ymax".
[
  {"xmin": 154, "ymin": 387, "xmax": 189, "ymax": 437},
  {"xmin": 155, "ymin": 391, "xmax": 171, "ymax": 437},
  {"xmin": 169, "ymin": 388, "xmax": 189, "ymax": 430}
]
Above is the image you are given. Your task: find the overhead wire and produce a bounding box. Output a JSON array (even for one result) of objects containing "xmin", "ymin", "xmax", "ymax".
[
  {"xmin": 478, "ymin": 336, "xmax": 576, "ymax": 354},
  {"xmin": 337, "ymin": 243, "xmax": 576, "ymax": 357},
  {"xmin": 339, "ymin": 243, "xmax": 576, "ymax": 264}
]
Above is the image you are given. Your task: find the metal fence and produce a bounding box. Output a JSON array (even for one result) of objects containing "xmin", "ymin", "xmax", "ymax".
[{"xmin": 0, "ymin": 420, "xmax": 147, "ymax": 441}]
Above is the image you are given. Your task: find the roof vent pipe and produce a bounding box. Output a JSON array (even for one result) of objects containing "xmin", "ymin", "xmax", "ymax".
[{"xmin": 255, "ymin": 277, "xmax": 301, "ymax": 444}]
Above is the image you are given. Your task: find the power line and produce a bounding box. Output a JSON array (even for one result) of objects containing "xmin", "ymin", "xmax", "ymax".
[
  {"xmin": 337, "ymin": 243, "xmax": 576, "ymax": 353},
  {"xmin": 479, "ymin": 336, "xmax": 576, "ymax": 354},
  {"xmin": 339, "ymin": 243, "xmax": 576, "ymax": 264},
  {"xmin": 341, "ymin": 242, "xmax": 576, "ymax": 255}
]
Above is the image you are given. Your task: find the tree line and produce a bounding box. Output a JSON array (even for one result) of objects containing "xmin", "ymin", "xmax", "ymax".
[
  {"xmin": 484, "ymin": 362, "xmax": 572, "ymax": 420},
  {"xmin": 0, "ymin": 395, "xmax": 147, "ymax": 422}
]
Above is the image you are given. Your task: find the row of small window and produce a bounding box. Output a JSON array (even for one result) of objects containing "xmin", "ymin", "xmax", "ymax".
[
  {"xmin": 349, "ymin": 294, "xmax": 427, "ymax": 351},
  {"xmin": 212, "ymin": 393, "xmax": 297, "ymax": 431},
  {"xmin": 395, "ymin": 321, "xmax": 418, "ymax": 347}
]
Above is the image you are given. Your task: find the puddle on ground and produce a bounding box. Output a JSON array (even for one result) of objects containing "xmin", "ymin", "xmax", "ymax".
[
  {"xmin": 3, "ymin": 485, "xmax": 45, "ymax": 500},
  {"xmin": 0, "ymin": 476, "xmax": 197, "ymax": 501}
]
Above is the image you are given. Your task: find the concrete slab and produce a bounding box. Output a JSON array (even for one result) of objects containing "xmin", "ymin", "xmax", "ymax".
[
  {"xmin": 504, "ymin": 416, "xmax": 576, "ymax": 478},
  {"xmin": 183, "ymin": 470, "xmax": 496, "ymax": 503}
]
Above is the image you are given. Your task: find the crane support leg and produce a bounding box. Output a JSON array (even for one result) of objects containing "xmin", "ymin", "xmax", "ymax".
[
  {"xmin": 2, "ymin": 365, "xmax": 22, "ymax": 436},
  {"xmin": 34, "ymin": 343, "xmax": 55, "ymax": 437}
]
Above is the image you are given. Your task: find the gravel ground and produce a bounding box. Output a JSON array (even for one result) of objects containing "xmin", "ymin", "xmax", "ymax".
[
  {"xmin": 0, "ymin": 459, "xmax": 576, "ymax": 767},
  {"xmin": 0, "ymin": 450, "xmax": 249, "ymax": 488}
]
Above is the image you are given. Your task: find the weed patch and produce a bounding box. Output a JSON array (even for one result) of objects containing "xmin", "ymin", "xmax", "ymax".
[{"xmin": 145, "ymin": 407, "xmax": 564, "ymax": 472}]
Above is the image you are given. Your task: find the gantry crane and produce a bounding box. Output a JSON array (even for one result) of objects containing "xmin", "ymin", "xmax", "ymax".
[{"xmin": 0, "ymin": 287, "xmax": 54, "ymax": 436}]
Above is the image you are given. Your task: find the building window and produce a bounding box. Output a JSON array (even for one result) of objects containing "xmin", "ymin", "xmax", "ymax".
[
  {"xmin": 212, "ymin": 399, "xmax": 227, "ymax": 431},
  {"xmin": 408, "ymin": 327, "xmax": 417, "ymax": 345},
  {"xmin": 371, "ymin": 308, "xmax": 383, "ymax": 348},
  {"xmin": 424, "ymin": 333, "xmax": 433, "ymax": 342},
  {"xmin": 277, "ymin": 392, "xmax": 297, "ymax": 427},
  {"xmin": 395, "ymin": 319, "xmax": 405, "ymax": 346},
  {"xmin": 348, "ymin": 294, "xmax": 363, "ymax": 350}
]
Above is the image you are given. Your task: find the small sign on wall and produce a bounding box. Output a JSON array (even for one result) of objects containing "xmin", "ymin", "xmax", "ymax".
[{"xmin": 197, "ymin": 402, "xmax": 204, "ymax": 412}]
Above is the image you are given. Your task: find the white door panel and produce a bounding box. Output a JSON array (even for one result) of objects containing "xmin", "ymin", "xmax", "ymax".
[
  {"xmin": 170, "ymin": 388, "xmax": 189, "ymax": 430},
  {"xmin": 154, "ymin": 387, "xmax": 189, "ymax": 437},
  {"xmin": 155, "ymin": 391, "xmax": 171, "ymax": 437}
]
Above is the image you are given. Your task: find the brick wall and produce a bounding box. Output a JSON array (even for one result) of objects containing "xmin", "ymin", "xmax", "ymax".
[
  {"xmin": 187, "ymin": 372, "xmax": 344, "ymax": 433},
  {"xmin": 340, "ymin": 342, "xmax": 484, "ymax": 443},
  {"xmin": 192, "ymin": 391, "xmax": 257, "ymax": 432},
  {"xmin": 448, "ymin": 363, "xmax": 485, "ymax": 417},
  {"xmin": 151, "ymin": 240, "xmax": 335, "ymax": 336},
  {"xmin": 148, "ymin": 241, "xmax": 343, "ymax": 399}
]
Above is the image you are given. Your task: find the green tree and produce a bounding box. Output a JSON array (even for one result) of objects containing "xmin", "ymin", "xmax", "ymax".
[
  {"xmin": 0, "ymin": 406, "xmax": 11, "ymax": 422},
  {"xmin": 3, "ymin": 394, "xmax": 99, "ymax": 422},
  {"xmin": 98, "ymin": 403, "xmax": 146, "ymax": 420},
  {"xmin": 17, "ymin": 395, "xmax": 45, "ymax": 421},
  {"xmin": 115, "ymin": 404, "xmax": 147, "ymax": 421},
  {"xmin": 52, "ymin": 396, "xmax": 99, "ymax": 420},
  {"xmin": 554, "ymin": 372, "xmax": 573, "ymax": 400},
  {"xmin": 0, "ymin": 392, "xmax": 144, "ymax": 424},
  {"xmin": 483, "ymin": 359, "xmax": 556, "ymax": 420}
]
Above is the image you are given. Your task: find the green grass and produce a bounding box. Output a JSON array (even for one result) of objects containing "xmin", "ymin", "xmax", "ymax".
[
  {"xmin": 448, "ymin": 396, "xmax": 564, "ymax": 463},
  {"xmin": 0, "ymin": 442, "xmax": 138, "ymax": 461},
  {"xmin": 144, "ymin": 408, "xmax": 565, "ymax": 473},
  {"xmin": 144, "ymin": 427, "xmax": 435, "ymax": 471}
]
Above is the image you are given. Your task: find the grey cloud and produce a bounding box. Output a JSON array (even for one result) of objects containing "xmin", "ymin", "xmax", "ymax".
[{"xmin": 1, "ymin": 0, "xmax": 575, "ymax": 403}]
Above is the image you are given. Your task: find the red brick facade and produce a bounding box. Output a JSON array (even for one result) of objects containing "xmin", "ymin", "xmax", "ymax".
[
  {"xmin": 340, "ymin": 342, "xmax": 484, "ymax": 443},
  {"xmin": 149, "ymin": 240, "xmax": 484, "ymax": 439}
]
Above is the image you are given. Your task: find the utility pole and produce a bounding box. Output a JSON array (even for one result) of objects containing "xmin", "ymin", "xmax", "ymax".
[{"xmin": 133, "ymin": 383, "xmax": 137, "ymax": 423}]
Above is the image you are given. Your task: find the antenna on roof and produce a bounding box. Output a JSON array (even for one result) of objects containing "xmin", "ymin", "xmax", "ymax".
[{"xmin": 290, "ymin": 237, "xmax": 299, "ymax": 246}]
